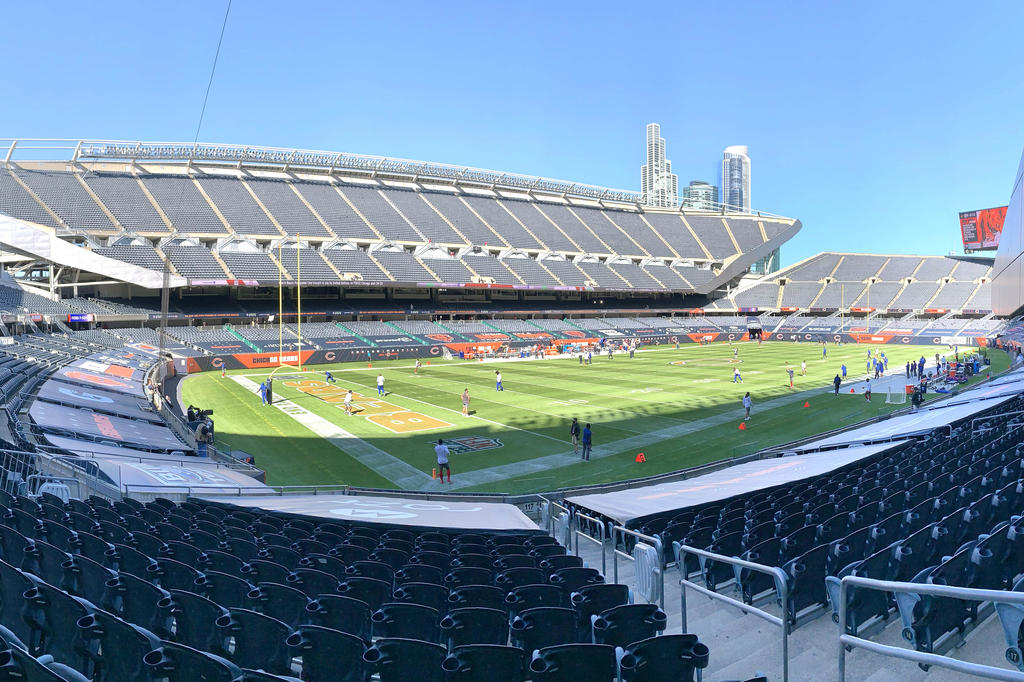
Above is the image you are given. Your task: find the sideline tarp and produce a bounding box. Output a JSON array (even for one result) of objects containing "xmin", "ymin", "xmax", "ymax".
[
  {"xmin": 196, "ymin": 493, "xmax": 538, "ymax": 531},
  {"xmin": 793, "ymin": 395, "xmax": 1013, "ymax": 452},
  {"xmin": 29, "ymin": 401, "xmax": 183, "ymax": 451},
  {"xmin": 93, "ymin": 460, "xmax": 268, "ymax": 494},
  {"xmin": 567, "ymin": 442, "xmax": 902, "ymax": 526}
]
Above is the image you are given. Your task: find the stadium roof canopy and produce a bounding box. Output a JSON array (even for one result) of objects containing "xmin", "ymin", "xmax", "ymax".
[{"xmin": 2, "ymin": 138, "xmax": 790, "ymax": 217}]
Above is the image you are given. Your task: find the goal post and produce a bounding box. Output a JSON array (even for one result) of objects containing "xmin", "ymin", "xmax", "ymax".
[{"xmin": 442, "ymin": 347, "xmax": 454, "ymax": 361}]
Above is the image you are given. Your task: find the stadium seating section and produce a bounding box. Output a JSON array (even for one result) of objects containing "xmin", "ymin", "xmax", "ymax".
[
  {"xmin": 0, "ymin": 490, "xmax": 711, "ymax": 682},
  {"xmin": 0, "ymin": 165, "xmax": 810, "ymax": 297}
]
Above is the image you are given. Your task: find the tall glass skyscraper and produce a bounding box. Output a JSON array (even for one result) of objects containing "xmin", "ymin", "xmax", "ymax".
[
  {"xmin": 641, "ymin": 123, "xmax": 678, "ymax": 208},
  {"xmin": 681, "ymin": 180, "xmax": 719, "ymax": 211},
  {"xmin": 721, "ymin": 145, "xmax": 750, "ymax": 212}
]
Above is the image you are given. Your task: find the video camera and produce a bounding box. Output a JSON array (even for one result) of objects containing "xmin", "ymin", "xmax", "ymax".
[{"xmin": 197, "ymin": 409, "xmax": 214, "ymax": 418}]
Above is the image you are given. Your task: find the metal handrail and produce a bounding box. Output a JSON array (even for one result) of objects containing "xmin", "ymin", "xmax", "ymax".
[
  {"xmin": 838, "ymin": 576, "xmax": 1024, "ymax": 681},
  {"xmin": 611, "ymin": 524, "xmax": 665, "ymax": 609},
  {"xmin": 539, "ymin": 496, "xmax": 570, "ymax": 537},
  {"xmin": 972, "ymin": 411, "xmax": 1024, "ymax": 433},
  {"xmin": 675, "ymin": 542, "xmax": 790, "ymax": 681},
  {"xmin": 573, "ymin": 509, "xmax": 607, "ymax": 576}
]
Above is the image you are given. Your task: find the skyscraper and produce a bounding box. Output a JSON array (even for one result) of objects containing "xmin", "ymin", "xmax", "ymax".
[
  {"xmin": 641, "ymin": 123, "xmax": 678, "ymax": 208},
  {"xmin": 681, "ymin": 180, "xmax": 719, "ymax": 211},
  {"xmin": 721, "ymin": 145, "xmax": 751, "ymax": 212}
]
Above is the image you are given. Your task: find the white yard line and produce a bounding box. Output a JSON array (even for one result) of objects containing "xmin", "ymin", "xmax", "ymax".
[
  {"xmin": 337, "ymin": 374, "xmax": 574, "ymax": 445},
  {"xmin": 230, "ymin": 376, "xmax": 432, "ymax": 489}
]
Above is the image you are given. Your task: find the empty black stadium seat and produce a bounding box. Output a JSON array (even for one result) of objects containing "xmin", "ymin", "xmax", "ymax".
[
  {"xmin": 510, "ymin": 606, "xmax": 577, "ymax": 652},
  {"xmin": 77, "ymin": 608, "xmax": 159, "ymax": 681},
  {"xmin": 286, "ymin": 625, "xmax": 367, "ymax": 682},
  {"xmin": 616, "ymin": 634, "xmax": 710, "ymax": 682},
  {"xmin": 529, "ymin": 643, "xmax": 617, "ymax": 681},
  {"xmin": 439, "ymin": 607, "xmax": 509, "ymax": 648},
  {"xmin": 591, "ymin": 603, "xmax": 667, "ymax": 648},
  {"xmin": 304, "ymin": 594, "xmax": 371, "ymax": 641},
  {"xmin": 372, "ymin": 602, "xmax": 441, "ymax": 642},
  {"xmin": 448, "ymin": 585, "xmax": 507, "ymax": 612},
  {"xmin": 144, "ymin": 640, "xmax": 244, "ymax": 682},
  {"xmin": 247, "ymin": 582, "xmax": 310, "ymax": 627},
  {"xmin": 215, "ymin": 607, "xmax": 291, "ymax": 674},
  {"xmin": 442, "ymin": 644, "xmax": 530, "ymax": 682},
  {"xmin": 363, "ymin": 637, "xmax": 447, "ymax": 682},
  {"xmin": 391, "ymin": 581, "xmax": 447, "ymax": 613}
]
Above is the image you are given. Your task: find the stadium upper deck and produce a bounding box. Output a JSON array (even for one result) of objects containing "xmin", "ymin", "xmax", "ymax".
[
  {"xmin": 0, "ymin": 139, "xmax": 799, "ymax": 297},
  {"xmin": 715, "ymin": 251, "xmax": 994, "ymax": 314}
]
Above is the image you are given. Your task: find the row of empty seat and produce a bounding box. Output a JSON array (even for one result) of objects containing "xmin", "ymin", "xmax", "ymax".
[{"xmin": 0, "ymin": 490, "xmax": 712, "ymax": 681}]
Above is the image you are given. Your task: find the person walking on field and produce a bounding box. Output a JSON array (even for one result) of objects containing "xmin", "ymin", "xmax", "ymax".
[
  {"xmin": 801, "ymin": 360, "xmax": 807, "ymax": 376},
  {"xmin": 495, "ymin": 371, "xmax": 503, "ymax": 392},
  {"xmin": 570, "ymin": 417, "xmax": 581, "ymax": 454},
  {"xmin": 581, "ymin": 423, "xmax": 592, "ymax": 461},
  {"xmin": 414, "ymin": 359, "xmax": 421, "ymax": 374},
  {"xmin": 344, "ymin": 389, "xmax": 354, "ymax": 415},
  {"xmin": 864, "ymin": 378, "xmax": 872, "ymax": 402},
  {"xmin": 325, "ymin": 370, "xmax": 336, "ymax": 384},
  {"xmin": 833, "ymin": 373, "xmax": 842, "ymax": 395},
  {"xmin": 742, "ymin": 392, "xmax": 752, "ymax": 421},
  {"xmin": 733, "ymin": 366, "xmax": 742, "ymax": 383},
  {"xmin": 787, "ymin": 367, "xmax": 795, "ymax": 389},
  {"xmin": 841, "ymin": 363, "xmax": 847, "ymax": 380},
  {"xmin": 377, "ymin": 373, "xmax": 385, "ymax": 397},
  {"xmin": 434, "ymin": 439, "xmax": 451, "ymax": 484},
  {"xmin": 461, "ymin": 388, "xmax": 470, "ymax": 416}
]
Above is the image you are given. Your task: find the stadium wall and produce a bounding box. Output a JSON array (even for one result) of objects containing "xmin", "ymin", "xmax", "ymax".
[
  {"xmin": 993, "ymin": 147, "xmax": 1024, "ymax": 316},
  {"xmin": 182, "ymin": 332, "xmax": 990, "ymax": 371}
]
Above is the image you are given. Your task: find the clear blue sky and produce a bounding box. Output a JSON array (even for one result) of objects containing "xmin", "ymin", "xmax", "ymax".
[{"xmin": 4, "ymin": 1, "xmax": 1023, "ymax": 265}]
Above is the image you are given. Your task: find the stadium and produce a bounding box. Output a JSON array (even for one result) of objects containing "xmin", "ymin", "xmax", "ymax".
[{"xmin": 0, "ymin": 128, "xmax": 1021, "ymax": 682}]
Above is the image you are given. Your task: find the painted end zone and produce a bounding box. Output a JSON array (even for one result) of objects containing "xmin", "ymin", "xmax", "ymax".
[{"xmin": 283, "ymin": 379, "xmax": 453, "ymax": 433}]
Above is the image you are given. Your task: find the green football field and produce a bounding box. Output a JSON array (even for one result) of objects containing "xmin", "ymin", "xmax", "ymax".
[{"xmin": 180, "ymin": 342, "xmax": 1009, "ymax": 495}]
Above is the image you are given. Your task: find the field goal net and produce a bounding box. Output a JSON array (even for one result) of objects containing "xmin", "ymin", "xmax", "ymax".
[
  {"xmin": 885, "ymin": 381, "xmax": 908, "ymax": 405},
  {"xmin": 443, "ymin": 347, "xmax": 454, "ymax": 361}
]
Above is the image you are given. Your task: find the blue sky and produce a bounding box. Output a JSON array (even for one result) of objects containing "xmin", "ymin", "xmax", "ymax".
[{"xmin": 4, "ymin": 1, "xmax": 1023, "ymax": 265}]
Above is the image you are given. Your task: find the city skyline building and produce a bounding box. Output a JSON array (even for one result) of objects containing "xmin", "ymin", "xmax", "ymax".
[
  {"xmin": 681, "ymin": 180, "xmax": 719, "ymax": 211},
  {"xmin": 721, "ymin": 144, "xmax": 751, "ymax": 212},
  {"xmin": 641, "ymin": 123, "xmax": 678, "ymax": 208}
]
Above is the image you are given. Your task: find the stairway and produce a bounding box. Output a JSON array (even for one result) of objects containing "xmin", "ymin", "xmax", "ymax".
[{"xmin": 225, "ymin": 324, "xmax": 260, "ymax": 352}]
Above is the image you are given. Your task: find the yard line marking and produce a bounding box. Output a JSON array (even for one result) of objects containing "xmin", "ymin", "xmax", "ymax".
[
  {"xmin": 442, "ymin": 383, "xmax": 841, "ymax": 490},
  {"xmin": 377, "ymin": 372, "xmax": 650, "ymax": 434},
  {"xmin": 410, "ymin": 369, "xmax": 685, "ymax": 429},
  {"xmin": 337, "ymin": 374, "xmax": 574, "ymax": 445},
  {"xmin": 230, "ymin": 376, "xmax": 432, "ymax": 489}
]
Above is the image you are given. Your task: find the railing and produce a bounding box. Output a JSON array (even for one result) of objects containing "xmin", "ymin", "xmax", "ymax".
[
  {"xmin": 675, "ymin": 542, "xmax": 790, "ymax": 681},
  {"xmin": 611, "ymin": 524, "xmax": 665, "ymax": 610},
  {"xmin": 573, "ymin": 509, "xmax": 607, "ymax": 577},
  {"xmin": 972, "ymin": 411, "xmax": 1024, "ymax": 433},
  {"xmin": 838, "ymin": 576, "xmax": 1024, "ymax": 681}
]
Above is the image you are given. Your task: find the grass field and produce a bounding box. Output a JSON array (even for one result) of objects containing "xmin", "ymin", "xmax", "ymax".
[{"xmin": 180, "ymin": 342, "xmax": 1009, "ymax": 495}]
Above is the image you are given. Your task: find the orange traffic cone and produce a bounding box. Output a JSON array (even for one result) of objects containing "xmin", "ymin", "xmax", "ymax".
[
  {"xmin": 426, "ymin": 361, "xmax": 430, "ymax": 365},
  {"xmin": 804, "ymin": 401, "xmax": 810, "ymax": 408},
  {"xmin": 367, "ymin": 363, "xmax": 372, "ymax": 368},
  {"xmin": 850, "ymin": 388, "xmax": 855, "ymax": 393},
  {"xmin": 635, "ymin": 453, "xmax": 646, "ymax": 463},
  {"xmin": 432, "ymin": 468, "xmax": 437, "ymax": 479},
  {"xmin": 738, "ymin": 422, "xmax": 746, "ymax": 430}
]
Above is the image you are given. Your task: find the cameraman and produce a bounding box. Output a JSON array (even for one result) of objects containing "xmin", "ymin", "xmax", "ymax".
[{"xmin": 194, "ymin": 415, "xmax": 214, "ymax": 457}]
